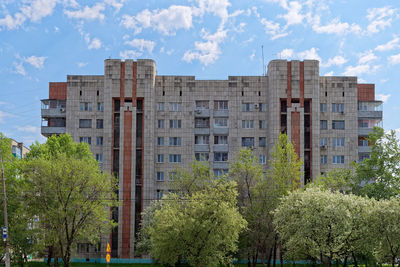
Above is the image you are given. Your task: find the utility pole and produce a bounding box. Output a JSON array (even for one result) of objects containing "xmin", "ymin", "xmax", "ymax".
[{"xmin": 1, "ymin": 158, "xmax": 10, "ymax": 267}]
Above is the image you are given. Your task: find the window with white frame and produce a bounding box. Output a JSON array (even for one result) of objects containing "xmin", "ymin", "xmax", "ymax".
[
  {"xmin": 320, "ymin": 103, "xmax": 327, "ymax": 112},
  {"xmin": 96, "ymin": 136, "xmax": 103, "ymax": 146},
  {"xmin": 332, "ymin": 103, "xmax": 344, "ymax": 113},
  {"xmin": 97, "ymin": 102, "xmax": 104, "ymax": 111},
  {"xmin": 214, "ymin": 135, "xmax": 227, "ymax": 145},
  {"xmin": 332, "ymin": 155, "xmax": 344, "ymax": 164},
  {"xmin": 158, "ymin": 119, "xmax": 164, "ymax": 129},
  {"xmin": 156, "ymin": 172, "xmax": 164, "ymax": 181},
  {"xmin": 214, "ymin": 100, "xmax": 228, "ymax": 110},
  {"xmin": 214, "ymin": 169, "xmax": 228, "ymax": 177},
  {"xmin": 242, "ymin": 120, "xmax": 254, "ymax": 129},
  {"xmin": 242, "ymin": 103, "xmax": 254, "ymax": 112},
  {"xmin": 359, "ymin": 139, "xmax": 368, "ymax": 146},
  {"xmin": 259, "ymin": 155, "xmax": 266, "ymax": 164},
  {"xmin": 320, "ymin": 138, "xmax": 328, "ymax": 147},
  {"xmin": 195, "ymin": 153, "xmax": 209, "ymax": 161},
  {"xmin": 214, "ymin": 118, "xmax": 228, "ymax": 127},
  {"xmin": 80, "ymin": 102, "xmax": 92, "ymax": 111},
  {"xmin": 214, "ymin": 152, "xmax": 228, "ymax": 162},
  {"xmin": 195, "ymin": 135, "xmax": 209, "ymax": 145},
  {"xmin": 168, "ymin": 172, "xmax": 177, "ymax": 181},
  {"xmin": 79, "ymin": 137, "xmax": 91, "ymax": 144},
  {"xmin": 332, "ymin": 138, "xmax": 345, "ymax": 147},
  {"xmin": 157, "ymin": 102, "xmax": 165, "ymax": 111},
  {"xmin": 156, "ymin": 190, "xmax": 164, "ymax": 200},
  {"xmin": 195, "ymin": 100, "xmax": 209, "ymax": 109},
  {"xmin": 169, "ymin": 102, "xmax": 182, "ymax": 112},
  {"xmin": 259, "ymin": 137, "xmax": 266, "ymax": 147},
  {"xmin": 169, "ymin": 120, "xmax": 182, "ymax": 128},
  {"xmin": 157, "ymin": 154, "xmax": 164, "ymax": 163},
  {"xmin": 95, "ymin": 153, "xmax": 103, "ymax": 163},
  {"xmin": 259, "ymin": 103, "xmax": 267, "ymax": 112},
  {"xmin": 320, "ymin": 120, "xmax": 328, "ymax": 130},
  {"xmin": 169, "ymin": 154, "xmax": 181, "ymax": 163},
  {"xmin": 79, "ymin": 119, "xmax": 92, "ymax": 128},
  {"xmin": 332, "ymin": 120, "xmax": 345, "ymax": 130},
  {"xmin": 242, "ymin": 137, "xmax": 254, "ymax": 147},
  {"xmin": 259, "ymin": 120, "xmax": 267, "ymax": 129},
  {"xmin": 320, "ymin": 155, "xmax": 327, "ymax": 164},
  {"xmin": 169, "ymin": 137, "xmax": 182, "ymax": 146},
  {"xmin": 157, "ymin": 137, "xmax": 164, "ymax": 146}
]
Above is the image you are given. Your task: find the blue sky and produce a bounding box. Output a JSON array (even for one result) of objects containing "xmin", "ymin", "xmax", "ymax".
[{"xmin": 0, "ymin": 0, "xmax": 399, "ymax": 146}]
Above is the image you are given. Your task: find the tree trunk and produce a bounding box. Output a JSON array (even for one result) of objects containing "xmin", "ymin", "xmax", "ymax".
[
  {"xmin": 267, "ymin": 246, "xmax": 273, "ymax": 267},
  {"xmin": 273, "ymin": 240, "xmax": 277, "ymax": 267},
  {"xmin": 252, "ymin": 250, "xmax": 259, "ymax": 267},
  {"xmin": 63, "ymin": 244, "xmax": 71, "ymax": 267},
  {"xmin": 279, "ymin": 242, "xmax": 283, "ymax": 267},
  {"xmin": 47, "ymin": 246, "xmax": 53, "ymax": 266},
  {"xmin": 352, "ymin": 253, "xmax": 358, "ymax": 267},
  {"xmin": 343, "ymin": 256, "xmax": 347, "ymax": 267},
  {"xmin": 248, "ymin": 253, "xmax": 251, "ymax": 267},
  {"xmin": 392, "ymin": 256, "xmax": 395, "ymax": 267},
  {"xmin": 54, "ymin": 257, "xmax": 59, "ymax": 267}
]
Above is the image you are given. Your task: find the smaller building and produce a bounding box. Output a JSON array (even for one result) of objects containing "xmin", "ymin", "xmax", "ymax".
[{"xmin": 10, "ymin": 139, "xmax": 29, "ymax": 158}]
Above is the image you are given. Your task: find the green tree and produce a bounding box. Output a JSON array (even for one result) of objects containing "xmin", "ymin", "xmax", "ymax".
[
  {"xmin": 149, "ymin": 179, "xmax": 247, "ymax": 267},
  {"xmin": 313, "ymin": 167, "xmax": 356, "ymax": 193},
  {"xmin": 371, "ymin": 198, "xmax": 400, "ymax": 267},
  {"xmin": 274, "ymin": 187, "xmax": 374, "ymax": 267},
  {"xmin": 355, "ymin": 127, "xmax": 400, "ymax": 199},
  {"xmin": 229, "ymin": 148, "xmax": 277, "ymax": 266},
  {"xmin": 21, "ymin": 134, "xmax": 116, "ymax": 267},
  {"xmin": 268, "ymin": 133, "xmax": 302, "ymax": 195}
]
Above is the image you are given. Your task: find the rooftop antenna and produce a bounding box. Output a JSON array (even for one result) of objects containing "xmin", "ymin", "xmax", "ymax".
[{"xmin": 262, "ymin": 45, "xmax": 265, "ymax": 76}]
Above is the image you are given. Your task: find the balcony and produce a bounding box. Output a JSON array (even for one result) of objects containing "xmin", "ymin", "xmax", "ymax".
[
  {"xmin": 41, "ymin": 126, "xmax": 66, "ymax": 137},
  {"xmin": 213, "ymin": 144, "xmax": 229, "ymax": 152},
  {"xmin": 358, "ymin": 146, "xmax": 372, "ymax": 153},
  {"xmin": 213, "ymin": 162, "xmax": 229, "ymax": 169},
  {"xmin": 358, "ymin": 110, "xmax": 383, "ymax": 119},
  {"xmin": 358, "ymin": 127, "xmax": 373, "ymax": 136},
  {"xmin": 213, "ymin": 110, "xmax": 229, "ymax": 117},
  {"xmin": 194, "ymin": 128, "xmax": 210, "ymax": 135},
  {"xmin": 194, "ymin": 144, "xmax": 210, "ymax": 152},
  {"xmin": 213, "ymin": 127, "xmax": 229, "ymax": 135},
  {"xmin": 194, "ymin": 109, "xmax": 210, "ymax": 118},
  {"xmin": 41, "ymin": 108, "xmax": 66, "ymax": 117},
  {"xmin": 41, "ymin": 99, "xmax": 66, "ymax": 117}
]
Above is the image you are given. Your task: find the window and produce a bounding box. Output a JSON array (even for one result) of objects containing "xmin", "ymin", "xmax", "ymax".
[
  {"xmin": 259, "ymin": 155, "xmax": 266, "ymax": 164},
  {"xmin": 214, "ymin": 169, "xmax": 228, "ymax": 177},
  {"xmin": 157, "ymin": 154, "xmax": 164, "ymax": 163},
  {"xmin": 358, "ymin": 121, "xmax": 368, "ymax": 128},
  {"xmin": 259, "ymin": 103, "xmax": 267, "ymax": 112},
  {"xmin": 96, "ymin": 153, "xmax": 103, "ymax": 163},
  {"xmin": 320, "ymin": 120, "xmax": 327, "ymax": 130},
  {"xmin": 156, "ymin": 172, "xmax": 164, "ymax": 181},
  {"xmin": 96, "ymin": 119, "xmax": 103, "ymax": 129},
  {"xmin": 358, "ymin": 102, "xmax": 368, "ymax": 111},
  {"xmin": 157, "ymin": 137, "xmax": 164, "ymax": 146},
  {"xmin": 169, "ymin": 102, "xmax": 182, "ymax": 112},
  {"xmin": 320, "ymin": 155, "xmax": 327, "ymax": 164},
  {"xmin": 259, "ymin": 120, "xmax": 267, "ymax": 129},
  {"xmin": 320, "ymin": 138, "xmax": 328, "ymax": 147},
  {"xmin": 214, "ymin": 152, "xmax": 228, "ymax": 162},
  {"xmin": 214, "ymin": 100, "xmax": 228, "ymax": 110},
  {"xmin": 242, "ymin": 137, "xmax": 254, "ymax": 147},
  {"xmin": 96, "ymin": 136, "xmax": 103, "ymax": 146},
  {"xmin": 332, "ymin": 120, "xmax": 345, "ymax": 130},
  {"xmin": 168, "ymin": 172, "xmax": 177, "ymax": 181},
  {"xmin": 195, "ymin": 118, "xmax": 210, "ymax": 128},
  {"xmin": 79, "ymin": 137, "xmax": 91, "ymax": 144},
  {"xmin": 195, "ymin": 153, "xmax": 209, "ymax": 161},
  {"xmin": 214, "ymin": 135, "xmax": 227, "ymax": 145},
  {"xmin": 320, "ymin": 103, "xmax": 327, "ymax": 112},
  {"xmin": 79, "ymin": 119, "xmax": 92, "ymax": 128},
  {"xmin": 214, "ymin": 118, "xmax": 228, "ymax": 127},
  {"xmin": 97, "ymin": 102, "xmax": 104, "ymax": 111},
  {"xmin": 170, "ymin": 120, "xmax": 182, "ymax": 128},
  {"xmin": 169, "ymin": 137, "xmax": 182, "ymax": 146},
  {"xmin": 195, "ymin": 100, "xmax": 209, "ymax": 109},
  {"xmin": 80, "ymin": 102, "xmax": 92, "ymax": 111},
  {"xmin": 169, "ymin": 154, "xmax": 181, "ymax": 163},
  {"xmin": 242, "ymin": 120, "xmax": 254, "ymax": 129},
  {"xmin": 359, "ymin": 139, "xmax": 368, "ymax": 146},
  {"xmin": 332, "ymin": 138, "xmax": 345, "ymax": 147},
  {"xmin": 332, "ymin": 103, "xmax": 344, "ymax": 113},
  {"xmin": 242, "ymin": 103, "xmax": 254, "ymax": 112},
  {"xmin": 359, "ymin": 154, "xmax": 370, "ymax": 162},
  {"xmin": 195, "ymin": 135, "xmax": 209, "ymax": 145},
  {"xmin": 333, "ymin": 155, "xmax": 345, "ymax": 164},
  {"xmin": 259, "ymin": 137, "xmax": 266, "ymax": 147},
  {"xmin": 158, "ymin": 119, "xmax": 164, "ymax": 129},
  {"xmin": 157, "ymin": 102, "xmax": 164, "ymax": 111},
  {"xmin": 156, "ymin": 190, "xmax": 164, "ymax": 200}
]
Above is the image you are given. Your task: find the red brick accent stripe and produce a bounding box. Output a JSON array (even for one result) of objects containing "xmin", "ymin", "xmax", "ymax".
[
  {"xmin": 287, "ymin": 62, "xmax": 292, "ymax": 107},
  {"xmin": 291, "ymin": 110, "xmax": 300, "ymax": 158}
]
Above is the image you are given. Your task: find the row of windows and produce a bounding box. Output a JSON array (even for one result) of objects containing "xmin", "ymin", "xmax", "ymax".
[
  {"xmin": 157, "ymin": 101, "xmax": 267, "ymax": 112},
  {"xmin": 157, "ymin": 137, "xmax": 182, "ymax": 146},
  {"xmin": 320, "ymin": 155, "xmax": 345, "ymax": 164},
  {"xmin": 80, "ymin": 102, "xmax": 104, "ymax": 111},
  {"xmin": 320, "ymin": 138, "xmax": 345, "ymax": 147},
  {"xmin": 79, "ymin": 119, "xmax": 104, "ymax": 129},
  {"xmin": 320, "ymin": 120, "xmax": 345, "ymax": 130},
  {"xmin": 320, "ymin": 103, "xmax": 344, "ymax": 113},
  {"xmin": 79, "ymin": 136, "xmax": 103, "ymax": 145},
  {"xmin": 158, "ymin": 119, "xmax": 267, "ymax": 129}
]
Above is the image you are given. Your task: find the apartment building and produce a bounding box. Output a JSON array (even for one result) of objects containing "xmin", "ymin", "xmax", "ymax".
[
  {"xmin": 10, "ymin": 139, "xmax": 29, "ymax": 159},
  {"xmin": 40, "ymin": 59, "xmax": 382, "ymax": 259}
]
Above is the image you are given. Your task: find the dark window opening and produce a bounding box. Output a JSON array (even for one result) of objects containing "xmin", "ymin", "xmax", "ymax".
[
  {"xmin": 325, "ymin": 91, "xmax": 327, "ymax": 97},
  {"xmin": 179, "ymin": 91, "xmax": 182, "ymax": 96},
  {"xmin": 304, "ymin": 115, "xmax": 310, "ymax": 149},
  {"xmin": 137, "ymin": 99, "xmax": 143, "ymax": 112},
  {"xmin": 162, "ymin": 91, "xmax": 165, "ymax": 96},
  {"xmin": 281, "ymin": 99, "xmax": 287, "ymax": 113},
  {"xmin": 80, "ymin": 90, "xmax": 82, "ymax": 96},
  {"xmin": 291, "ymin": 99, "xmax": 299, "ymax": 104},
  {"xmin": 114, "ymin": 100, "xmax": 120, "ymax": 112},
  {"xmin": 304, "ymin": 100, "xmax": 310, "ymax": 113},
  {"xmin": 241, "ymin": 91, "xmax": 244, "ymax": 96},
  {"xmin": 97, "ymin": 90, "xmax": 99, "ymax": 96},
  {"xmin": 304, "ymin": 151, "xmax": 311, "ymax": 184},
  {"xmin": 342, "ymin": 91, "xmax": 345, "ymax": 97}
]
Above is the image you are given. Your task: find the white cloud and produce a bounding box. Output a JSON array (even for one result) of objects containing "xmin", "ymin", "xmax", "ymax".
[
  {"xmin": 104, "ymin": 0, "xmax": 126, "ymax": 12},
  {"xmin": 121, "ymin": 5, "xmax": 193, "ymax": 35},
  {"xmin": 376, "ymin": 94, "xmax": 391, "ymax": 103},
  {"xmin": 278, "ymin": 48, "xmax": 321, "ymax": 61},
  {"xmin": 124, "ymin": 39, "xmax": 156, "ymax": 53},
  {"xmin": 375, "ymin": 36, "xmax": 400, "ymax": 51},
  {"xmin": 312, "ymin": 17, "xmax": 361, "ymax": 35},
  {"xmin": 194, "ymin": 0, "xmax": 231, "ymax": 25},
  {"xmin": 24, "ymin": 56, "xmax": 46, "ymax": 69},
  {"xmin": 260, "ymin": 19, "xmax": 288, "ymax": 40},
  {"xmin": 342, "ymin": 64, "xmax": 380, "ymax": 76},
  {"xmin": 324, "ymin": 71, "xmax": 334, "ymax": 76},
  {"xmin": 250, "ymin": 50, "xmax": 255, "ymax": 61},
  {"xmin": 120, "ymin": 50, "xmax": 142, "ymax": 60},
  {"xmin": 358, "ymin": 50, "xmax": 378, "ymax": 64},
  {"xmin": 366, "ymin": 6, "xmax": 398, "ymax": 34},
  {"xmin": 77, "ymin": 62, "xmax": 87, "ymax": 68},
  {"xmin": 279, "ymin": 1, "xmax": 303, "ymax": 26},
  {"xmin": 64, "ymin": 3, "xmax": 105, "ymax": 21},
  {"xmin": 16, "ymin": 125, "xmax": 40, "ymax": 133},
  {"xmin": 182, "ymin": 28, "xmax": 227, "ymax": 66},
  {"xmin": 13, "ymin": 62, "xmax": 26, "ymax": 76},
  {"xmin": 395, "ymin": 128, "xmax": 400, "ymax": 140},
  {"xmin": 321, "ymin": 55, "xmax": 347, "ymax": 67},
  {"xmin": 0, "ymin": 0, "xmax": 57, "ymax": 30},
  {"xmin": 388, "ymin": 53, "xmax": 400, "ymax": 65},
  {"xmin": 280, "ymin": 48, "xmax": 294, "ymax": 58},
  {"xmin": 83, "ymin": 33, "xmax": 102, "ymax": 50}
]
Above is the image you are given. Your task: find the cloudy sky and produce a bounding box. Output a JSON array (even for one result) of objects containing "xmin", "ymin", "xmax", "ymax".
[{"xmin": 0, "ymin": 0, "xmax": 399, "ymax": 145}]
